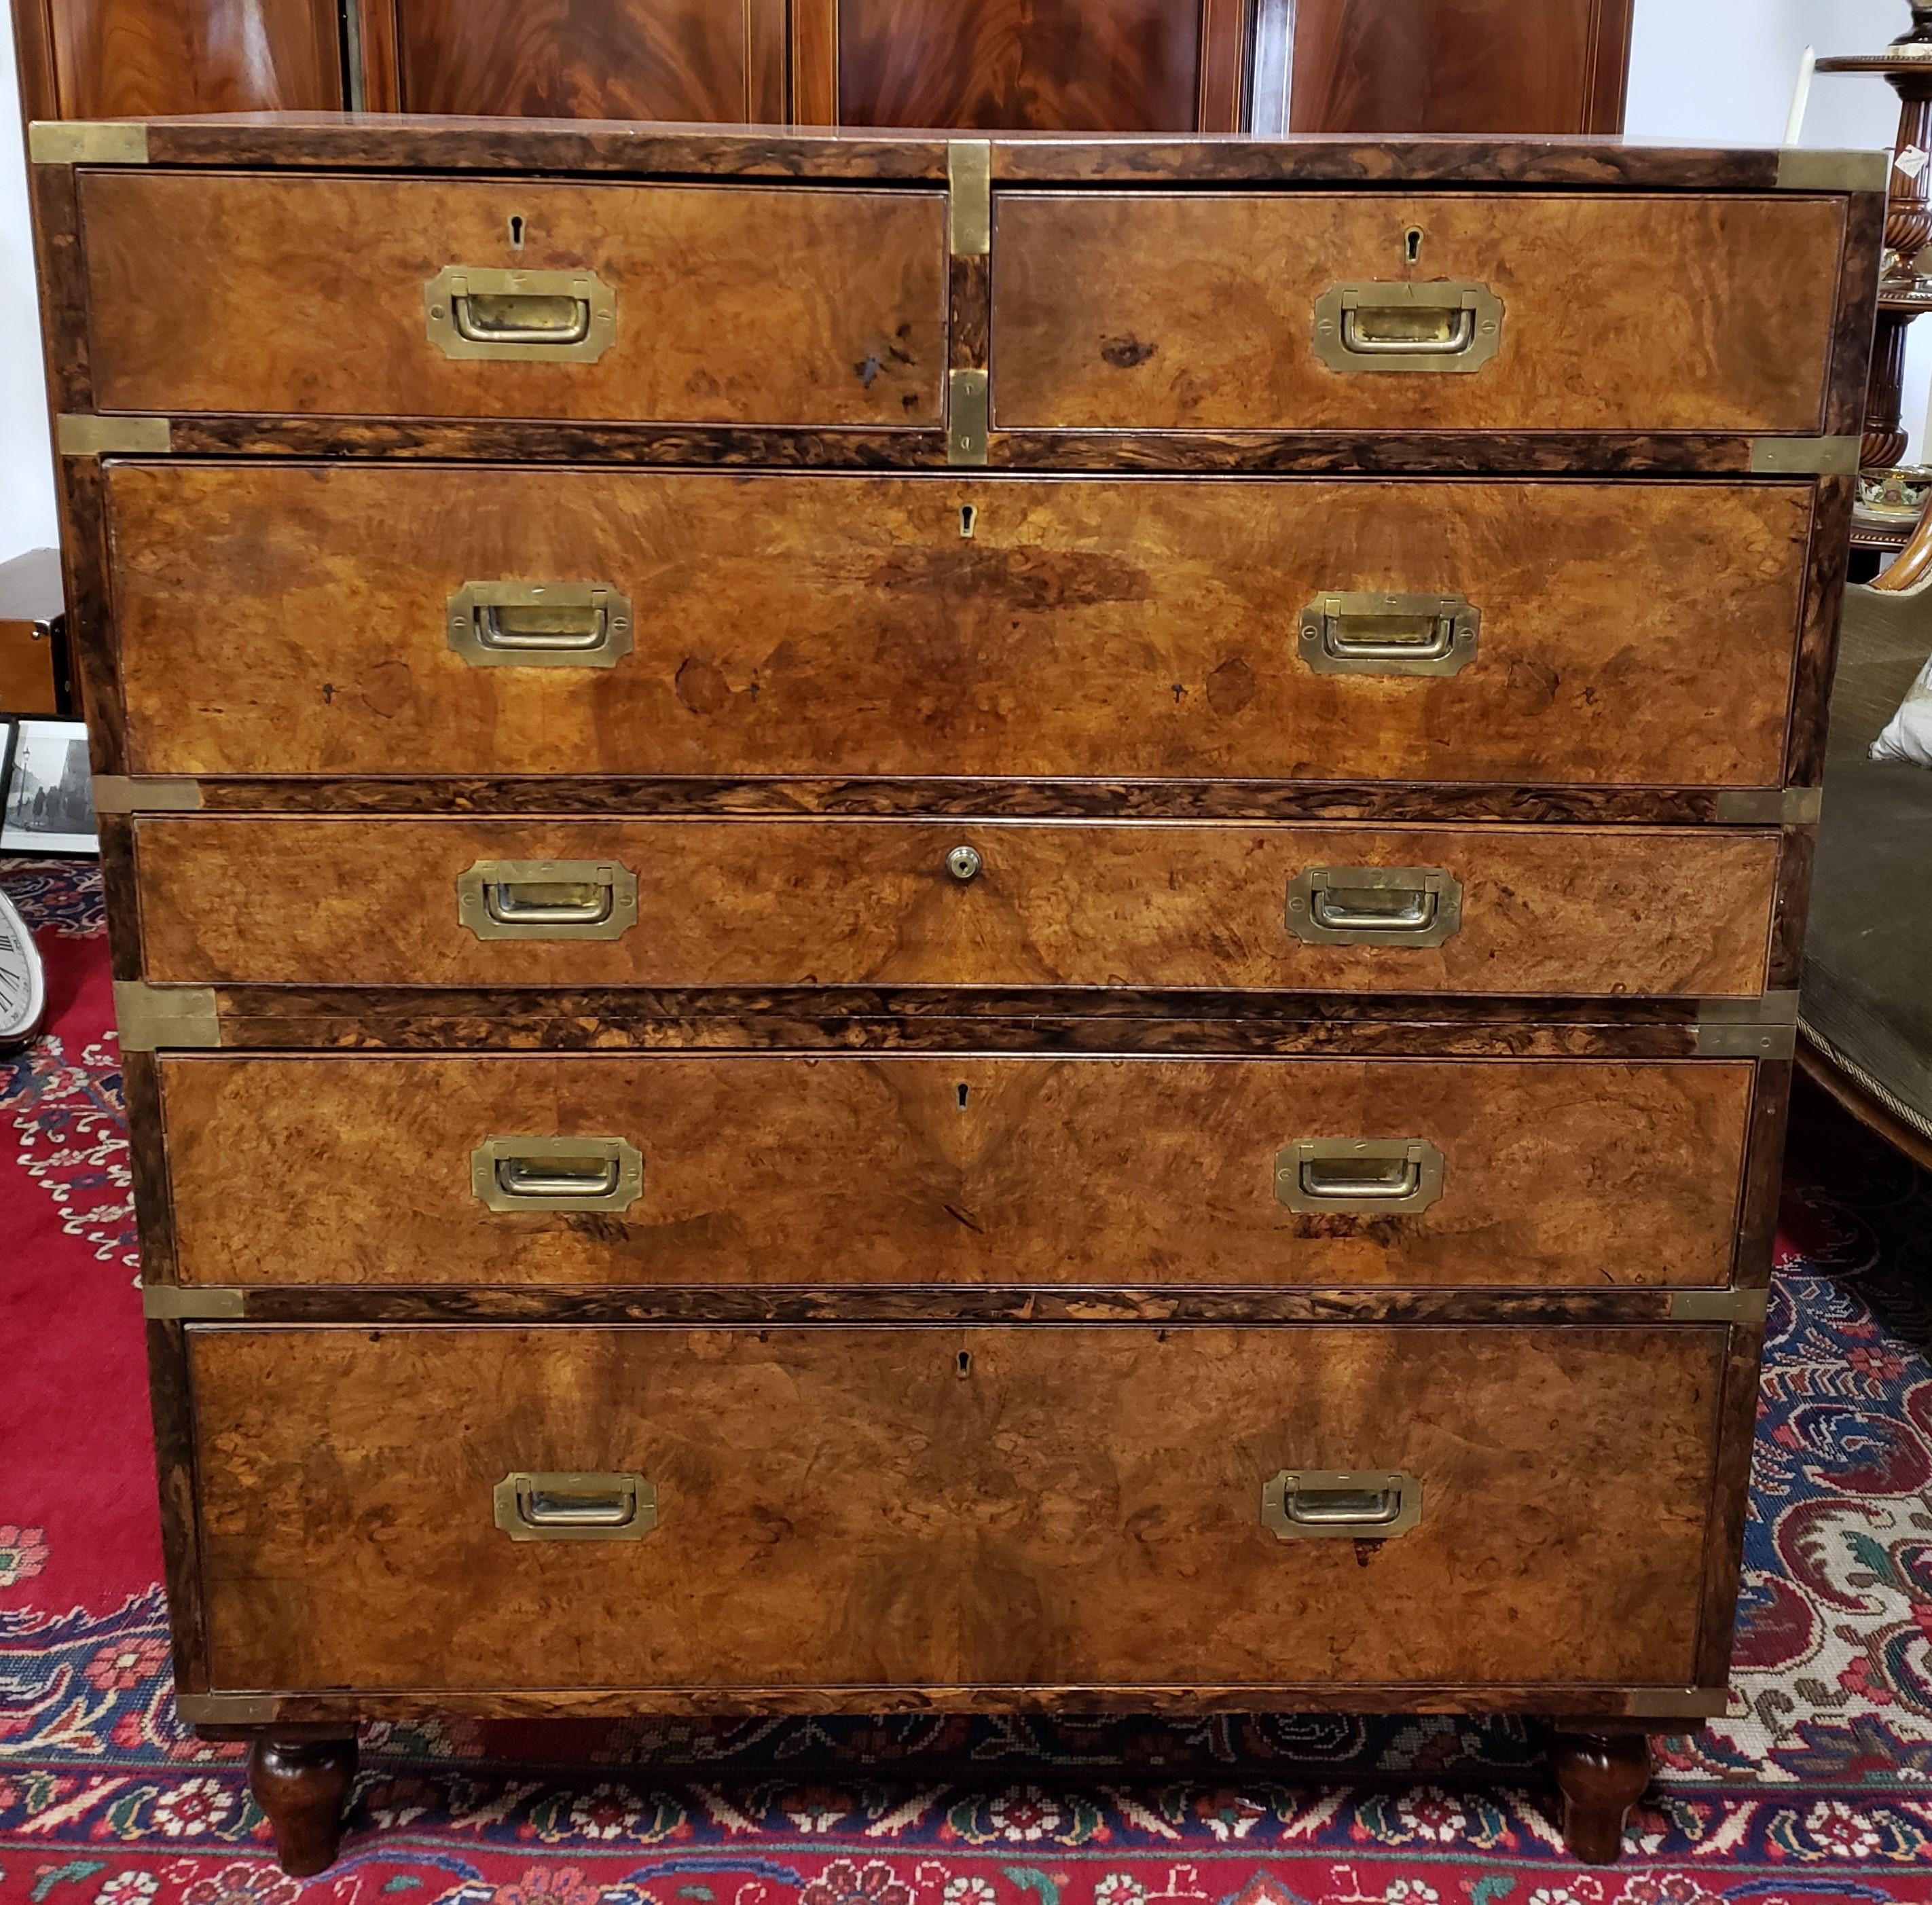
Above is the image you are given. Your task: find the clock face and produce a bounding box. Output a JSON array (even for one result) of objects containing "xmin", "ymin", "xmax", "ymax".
[{"xmin": 0, "ymin": 890, "xmax": 47, "ymax": 1052}]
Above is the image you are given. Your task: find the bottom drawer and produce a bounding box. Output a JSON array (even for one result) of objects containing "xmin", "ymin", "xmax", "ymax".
[{"xmin": 189, "ymin": 1324, "xmax": 1722, "ymax": 1697}]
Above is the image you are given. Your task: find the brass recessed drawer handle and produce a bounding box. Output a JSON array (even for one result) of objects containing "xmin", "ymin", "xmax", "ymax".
[
  {"xmin": 501, "ymin": 1156, "xmax": 618, "ymax": 1197},
  {"xmin": 424, "ymin": 266, "xmax": 617, "ymax": 363},
  {"xmin": 457, "ymin": 859, "xmax": 640, "ymax": 940},
  {"xmin": 459, "ymin": 294, "xmax": 591, "ymax": 346},
  {"xmin": 1298, "ymin": 592, "xmax": 1478, "ymax": 676},
  {"xmin": 1276, "ymin": 1138, "xmax": 1444, "ymax": 1214},
  {"xmin": 448, "ymin": 582, "xmax": 634, "ymax": 668},
  {"xmin": 471, "ymin": 1136, "xmax": 644, "ymax": 1212},
  {"xmin": 1262, "ymin": 1469, "xmax": 1422, "ymax": 1540},
  {"xmin": 494, "ymin": 1471, "xmax": 658, "ymax": 1542},
  {"xmin": 1285, "ymin": 867, "xmax": 1463, "ymax": 947},
  {"xmin": 1347, "ymin": 305, "xmax": 1474, "ymax": 355},
  {"xmin": 1312, "ymin": 281, "xmax": 1503, "ymax": 374}
]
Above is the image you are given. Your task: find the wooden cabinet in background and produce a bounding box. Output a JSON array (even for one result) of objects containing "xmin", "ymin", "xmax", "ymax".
[
  {"xmin": 1271, "ymin": 0, "xmax": 1633, "ymax": 135},
  {"xmin": 824, "ymin": 0, "xmax": 1237, "ymax": 131},
  {"xmin": 12, "ymin": 0, "xmax": 1634, "ymax": 132},
  {"xmin": 11, "ymin": 0, "xmax": 342, "ymax": 119},
  {"xmin": 374, "ymin": 0, "xmax": 787, "ymax": 126}
]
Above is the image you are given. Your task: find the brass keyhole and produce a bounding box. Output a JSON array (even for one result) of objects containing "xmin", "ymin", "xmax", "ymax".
[
  {"xmin": 1404, "ymin": 226, "xmax": 1423, "ymax": 264},
  {"xmin": 959, "ymin": 503, "xmax": 977, "ymax": 539},
  {"xmin": 946, "ymin": 846, "xmax": 982, "ymax": 882}
]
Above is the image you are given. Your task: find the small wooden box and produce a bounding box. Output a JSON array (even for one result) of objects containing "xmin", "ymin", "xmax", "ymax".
[{"xmin": 0, "ymin": 549, "xmax": 70, "ymax": 717}]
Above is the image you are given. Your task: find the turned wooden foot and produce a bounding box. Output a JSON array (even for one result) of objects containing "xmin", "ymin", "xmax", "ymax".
[
  {"xmin": 248, "ymin": 1733, "xmax": 357, "ymax": 1877},
  {"xmin": 1552, "ymin": 1727, "xmax": 1652, "ymax": 1865}
]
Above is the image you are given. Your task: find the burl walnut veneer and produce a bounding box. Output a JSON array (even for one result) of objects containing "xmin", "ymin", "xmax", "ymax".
[{"xmin": 28, "ymin": 114, "xmax": 1882, "ymax": 1874}]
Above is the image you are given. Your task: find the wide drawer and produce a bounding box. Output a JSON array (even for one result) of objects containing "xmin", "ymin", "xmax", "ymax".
[
  {"xmin": 157, "ymin": 1054, "xmax": 1755, "ymax": 1290},
  {"xmin": 991, "ymin": 192, "xmax": 1844, "ymax": 433},
  {"xmin": 105, "ymin": 465, "xmax": 1812, "ymax": 787},
  {"xmin": 188, "ymin": 1324, "xmax": 1721, "ymax": 1694},
  {"xmin": 129, "ymin": 817, "xmax": 1779, "ymax": 996},
  {"xmin": 78, "ymin": 172, "xmax": 945, "ymax": 426}
]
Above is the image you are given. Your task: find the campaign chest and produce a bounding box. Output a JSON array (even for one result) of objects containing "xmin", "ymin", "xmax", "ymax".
[{"xmin": 28, "ymin": 115, "xmax": 1883, "ymax": 1874}]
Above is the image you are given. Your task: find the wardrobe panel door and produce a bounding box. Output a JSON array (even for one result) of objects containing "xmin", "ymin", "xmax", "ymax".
[
  {"xmin": 45, "ymin": 0, "xmax": 343, "ymax": 116},
  {"xmin": 1283, "ymin": 0, "xmax": 1633, "ymax": 134},
  {"xmin": 393, "ymin": 0, "xmax": 765, "ymax": 122},
  {"xmin": 835, "ymin": 0, "xmax": 1209, "ymax": 131}
]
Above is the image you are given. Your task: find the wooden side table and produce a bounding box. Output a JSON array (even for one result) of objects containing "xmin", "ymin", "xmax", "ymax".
[{"xmin": 1819, "ymin": 1, "xmax": 1932, "ymax": 551}]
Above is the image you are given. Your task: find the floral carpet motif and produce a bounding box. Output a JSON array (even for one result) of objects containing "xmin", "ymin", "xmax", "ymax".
[{"xmin": 3, "ymin": 860, "xmax": 1932, "ymax": 1902}]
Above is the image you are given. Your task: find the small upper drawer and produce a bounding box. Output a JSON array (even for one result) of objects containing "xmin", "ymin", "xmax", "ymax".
[
  {"xmin": 991, "ymin": 192, "xmax": 1845, "ymax": 433},
  {"xmin": 129, "ymin": 816, "xmax": 1779, "ymax": 998},
  {"xmin": 77, "ymin": 172, "xmax": 946, "ymax": 426},
  {"xmin": 158, "ymin": 1053, "xmax": 1755, "ymax": 1291},
  {"xmin": 105, "ymin": 464, "xmax": 1812, "ymax": 788}
]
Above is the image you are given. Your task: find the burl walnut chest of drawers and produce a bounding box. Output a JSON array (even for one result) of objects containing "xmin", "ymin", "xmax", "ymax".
[{"xmin": 28, "ymin": 114, "xmax": 1883, "ymax": 1876}]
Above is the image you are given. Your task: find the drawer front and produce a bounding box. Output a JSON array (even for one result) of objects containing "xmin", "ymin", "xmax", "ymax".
[
  {"xmin": 131, "ymin": 818, "xmax": 1778, "ymax": 996},
  {"xmin": 107, "ymin": 465, "xmax": 1810, "ymax": 787},
  {"xmin": 79, "ymin": 173, "xmax": 945, "ymax": 426},
  {"xmin": 159, "ymin": 1055, "xmax": 1754, "ymax": 1290},
  {"xmin": 991, "ymin": 192, "xmax": 1844, "ymax": 433},
  {"xmin": 191, "ymin": 1324, "xmax": 1720, "ymax": 1693}
]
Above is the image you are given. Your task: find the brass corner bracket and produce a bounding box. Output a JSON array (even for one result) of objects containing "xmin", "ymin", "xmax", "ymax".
[
  {"xmin": 143, "ymin": 1285, "xmax": 246, "ymax": 1321},
  {"xmin": 173, "ymin": 1693, "xmax": 282, "ymax": 1726},
  {"xmin": 948, "ymin": 139, "xmax": 991, "ymax": 255},
  {"xmin": 1695, "ymin": 992, "xmax": 1800, "ymax": 1060},
  {"xmin": 1713, "ymin": 786, "xmax": 1823, "ymax": 826},
  {"xmin": 1667, "ymin": 1287, "xmax": 1772, "ymax": 1326},
  {"xmin": 57, "ymin": 414, "xmax": 172, "ymax": 459},
  {"xmin": 29, "ymin": 120, "xmax": 149, "ymax": 166},
  {"xmin": 92, "ymin": 776, "xmax": 204, "ymax": 814},
  {"xmin": 1622, "ymin": 1686, "xmax": 1732, "ymax": 1720},
  {"xmin": 947, "ymin": 368, "xmax": 989, "ymax": 465},
  {"xmin": 1748, "ymin": 435, "xmax": 1860, "ymax": 475},
  {"xmin": 113, "ymin": 982, "xmax": 221, "ymax": 1053},
  {"xmin": 1774, "ymin": 147, "xmax": 1892, "ymax": 193}
]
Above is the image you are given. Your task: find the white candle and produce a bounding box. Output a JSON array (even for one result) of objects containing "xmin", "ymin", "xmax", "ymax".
[{"xmin": 1785, "ymin": 45, "xmax": 1816, "ymax": 145}]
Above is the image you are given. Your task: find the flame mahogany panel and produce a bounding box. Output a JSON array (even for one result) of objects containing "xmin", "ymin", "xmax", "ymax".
[
  {"xmin": 394, "ymin": 0, "xmax": 757, "ymax": 123},
  {"xmin": 39, "ymin": 0, "xmax": 342, "ymax": 117},
  {"xmin": 835, "ymin": 0, "xmax": 1205, "ymax": 131}
]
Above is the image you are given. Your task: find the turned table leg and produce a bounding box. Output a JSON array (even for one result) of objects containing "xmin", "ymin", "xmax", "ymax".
[
  {"xmin": 248, "ymin": 1733, "xmax": 358, "ymax": 1877},
  {"xmin": 1552, "ymin": 1726, "xmax": 1653, "ymax": 1865}
]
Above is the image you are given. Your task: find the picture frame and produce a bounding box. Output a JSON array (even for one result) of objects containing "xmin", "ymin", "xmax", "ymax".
[{"xmin": 0, "ymin": 719, "xmax": 97, "ymax": 856}]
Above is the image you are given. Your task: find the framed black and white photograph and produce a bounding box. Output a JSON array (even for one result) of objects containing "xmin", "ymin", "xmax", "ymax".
[{"xmin": 0, "ymin": 719, "xmax": 96, "ymax": 856}]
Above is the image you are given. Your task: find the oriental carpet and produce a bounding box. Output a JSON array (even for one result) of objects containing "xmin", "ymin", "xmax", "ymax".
[{"xmin": 3, "ymin": 859, "xmax": 1930, "ymax": 1904}]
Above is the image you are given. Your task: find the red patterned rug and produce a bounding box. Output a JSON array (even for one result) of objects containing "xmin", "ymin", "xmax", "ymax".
[{"xmin": 4, "ymin": 857, "xmax": 1932, "ymax": 1904}]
